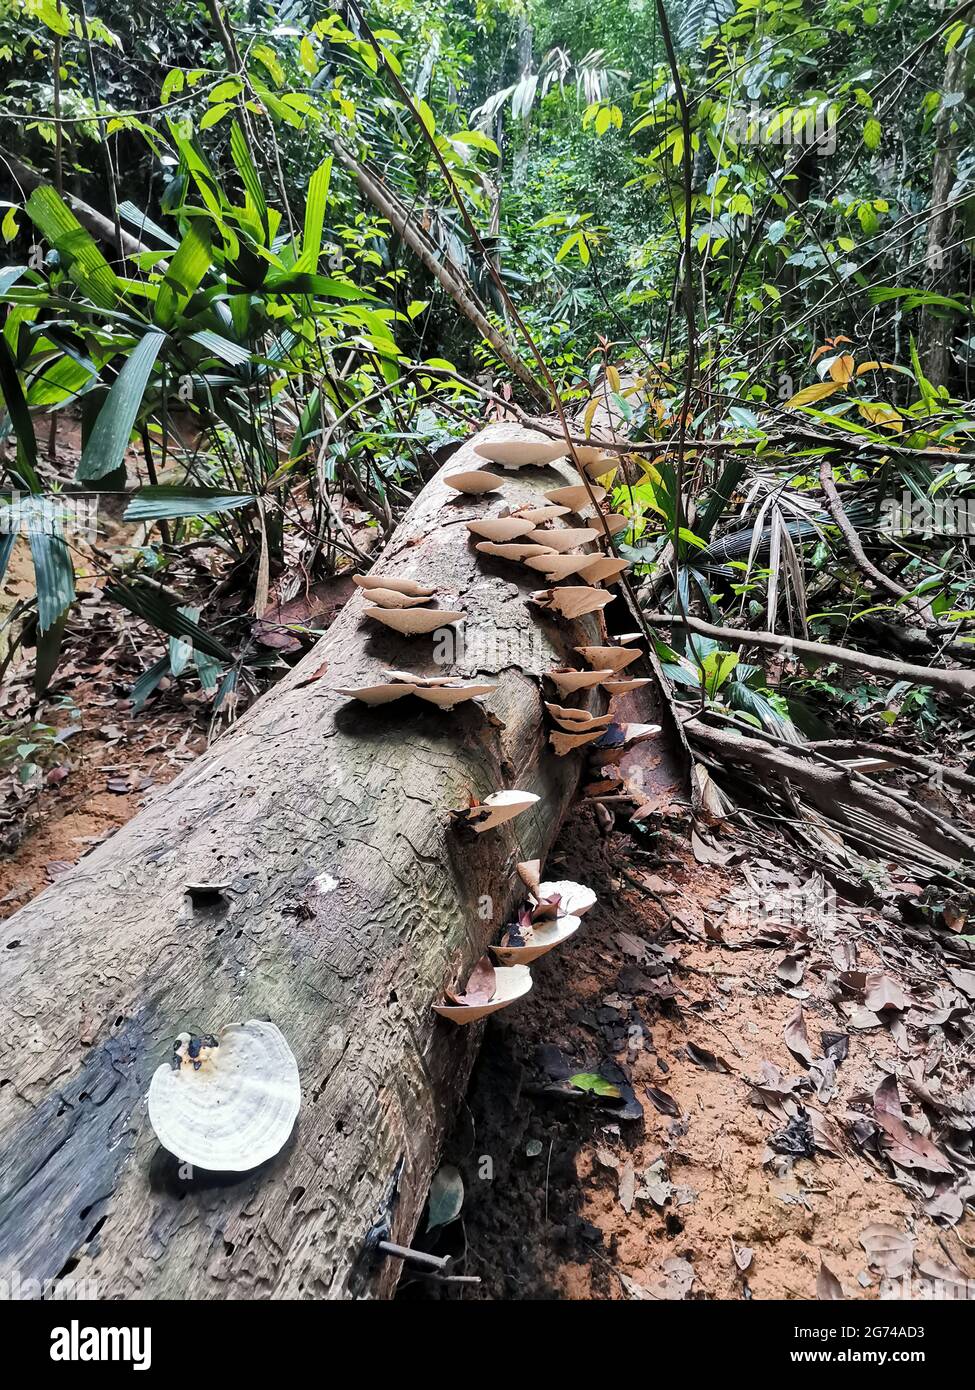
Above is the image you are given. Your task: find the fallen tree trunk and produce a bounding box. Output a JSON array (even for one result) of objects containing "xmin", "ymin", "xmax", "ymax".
[{"xmin": 0, "ymin": 426, "xmax": 608, "ymax": 1298}]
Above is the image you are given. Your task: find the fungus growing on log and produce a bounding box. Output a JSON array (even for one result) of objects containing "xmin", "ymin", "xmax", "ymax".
[
  {"xmin": 357, "ymin": 587, "xmax": 432, "ymax": 610},
  {"xmin": 450, "ymin": 789, "xmax": 540, "ymax": 833},
  {"xmin": 532, "ymin": 587, "xmax": 613, "ymax": 620},
  {"xmin": 532, "ymin": 880, "xmax": 597, "ymax": 917},
  {"xmin": 364, "ymin": 607, "xmax": 465, "ymax": 635},
  {"xmin": 473, "ymin": 434, "xmax": 567, "ymax": 468},
  {"xmin": 549, "ymin": 728, "xmax": 605, "ymax": 756},
  {"xmin": 602, "ymin": 677, "xmax": 652, "ymax": 695},
  {"xmin": 147, "ymin": 1020, "xmax": 300, "ymax": 1173},
  {"xmin": 491, "ymin": 908, "xmax": 581, "ymax": 964},
  {"xmin": 513, "ymin": 504, "xmax": 572, "ymax": 524},
  {"xmin": 579, "ymin": 556, "xmax": 629, "ymax": 585},
  {"xmin": 530, "ymin": 526, "xmax": 599, "ymax": 553},
  {"xmin": 543, "ymin": 483, "xmax": 607, "ymax": 512},
  {"xmin": 444, "ymin": 469, "xmax": 504, "ymax": 494},
  {"xmin": 576, "ymin": 644, "xmax": 641, "ymax": 673},
  {"xmin": 354, "ymin": 575, "xmax": 437, "ymax": 597},
  {"xmin": 523, "ymin": 552, "xmax": 599, "ymax": 582},
  {"xmin": 433, "ymin": 958, "xmax": 533, "ymax": 1024},
  {"xmin": 476, "ymin": 541, "xmax": 557, "ymax": 563},
  {"xmin": 465, "ymin": 516, "xmax": 537, "ymax": 542},
  {"xmin": 546, "ymin": 667, "xmax": 614, "ymax": 693}
]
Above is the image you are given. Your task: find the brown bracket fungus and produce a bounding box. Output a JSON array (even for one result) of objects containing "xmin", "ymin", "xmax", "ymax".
[
  {"xmin": 353, "ymin": 575, "xmax": 437, "ymax": 597},
  {"xmin": 476, "ymin": 540, "xmax": 557, "ymax": 563},
  {"xmin": 601, "ymin": 677, "xmax": 652, "ymax": 695},
  {"xmin": 532, "ymin": 587, "xmax": 613, "ymax": 620},
  {"xmin": 356, "ymin": 587, "xmax": 433, "ymax": 610},
  {"xmin": 549, "ymin": 728, "xmax": 605, "ymax": 756},
  {"xmin": 530, "ymin": 526, "xmax": 599, "ymax": 553},
  {"xmin": 576, "ymin": 644, "xmax": 642, "ymax": 674},
  {"xmin": 578, "ymin": 556, "xmax": 630, "ymax": 585},
  {"xmin": 473, "ymin": 435, "xmax": 568, "ymax": 469},
  {"xmin": 543, "ymin": 483, "xmax": 607, "ymax": 512},
  {"xmin": 147, "ymin": 1020, "xmax": 300, "ymax": 1173},
  {"xmin": 544, "ymin": 702, "xmax": 614, "ymax": 733},
  {"xmin": 433, "ymin": 957, "xmax": 533, "ymax": 1024},
  {"xmin": 491, "ymin": 911, "xmax": 581, "ymax": 965},
  {"xmin": 444, "ymin": 469, "xmax": 504, "ymax": 495},
  {"xmin": 546, "ymin": 667, "xmax": 614, "ymax": 694},
  {"xmin": 450, "ymin": 789, "xmax": 540, "ymax": 833},
  {"xmin": 465, "ymin": 516, "xmax": 538, "ymax": 542},
  {"xmin": 364, "ymin": 607, "xmax": 465, "ymax": 636},
  {"xmin": 523, "ymin": 552, "xmax": 600, "ymax": 583}
]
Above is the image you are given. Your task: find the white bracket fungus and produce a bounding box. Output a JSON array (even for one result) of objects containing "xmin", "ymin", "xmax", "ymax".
[{"xmin": 147, "ymin": 1020, "xmax": 300, "ymax": 1173}]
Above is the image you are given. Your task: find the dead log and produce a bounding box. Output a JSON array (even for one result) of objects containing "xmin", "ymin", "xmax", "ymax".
[{"xmin": 0, "ymin": 426, "xmax": 609, "ymax": 1298}]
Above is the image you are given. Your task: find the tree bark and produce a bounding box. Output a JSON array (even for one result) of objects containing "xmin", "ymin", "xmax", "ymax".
[{"xmin": 0, "ymin": 426, "xmax": 607, "ymax": 1298}]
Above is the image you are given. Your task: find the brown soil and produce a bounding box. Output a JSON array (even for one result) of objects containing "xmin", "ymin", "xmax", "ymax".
[{"xmin": 405, "ymin": 800, "xmax": 975, "ymax": 1301}]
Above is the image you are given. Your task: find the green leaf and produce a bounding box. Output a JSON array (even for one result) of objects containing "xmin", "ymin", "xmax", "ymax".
[
  {"xmin": 0, "ymin": 333, "xmax": 40, "ymax": 487},
  {"xmin": 863, "ymin": 117, "xmax": 882, "ymax": 151},
  {"xmin": 294, "ymin": 157, "xmax": 332, "ymax": 274},
  {"xmin": 124, "ymin": 485, "xmax": 256, "ymax": 521},
  {"xmin": 230, "ymin": 121, "xmax": 270, "ymax": 241},
  {"xmin": 29, "ymin": 524, "xmax": 75, "ymax": 633},
  {"xmin": 569, "ymin": 1072, "xmax": 621, "ymax": 1099},
  {"xmin": 426, "ymin": 1164, "xmax": 464, "ymax": 1231},
  {"xmin": 104, "ymin": 580, "xmax": 234, "ymax": 661},
  {"xmin": 154, "ymin": 222, "xmax": 212, "ymax": 328},
  {"xmin": 25, "ymin": 185, "xmax": 121, "ymax": 310},
  {"xmin": 77, "ymin": 331, "xmax": 166, "ymax": 482}
]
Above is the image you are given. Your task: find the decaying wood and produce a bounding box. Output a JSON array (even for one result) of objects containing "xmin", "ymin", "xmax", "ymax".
[
  {"xmin": 643, "ymin": 611, "xmax": 975, "ymax": 698},
  {"xmin": 0, "ymin": 426, "xmax": 608, "ymax": 1298}
]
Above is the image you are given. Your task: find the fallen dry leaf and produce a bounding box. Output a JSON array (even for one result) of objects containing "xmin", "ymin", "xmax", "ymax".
[
  {"xmin": 873, "ymin": 1074, "xmax": 954, "ymax": 1175},
  {"xmin": 784, "ymin": 1005, "xmax": 813, "ymax": 1067}
]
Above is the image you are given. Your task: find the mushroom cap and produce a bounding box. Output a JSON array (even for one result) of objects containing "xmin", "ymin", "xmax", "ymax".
[
  {"xmin": 513, "ymin": 504, "xmax": 572, "ymax": 524},
  {"xmin": 578, "ymin": 556, "xmax": 630, "ymax": 585},
  {"xmin": 544, "ymin": 702, "xmax": 614, "ymax": 732},
  {"xmin": 469, "ymin": 789, "xmax": 540, "ymax": 831},
  {"xmin": 575, "ymin": 644, "xmax": 641, "ymax": 673},
  {"xmin": 336, "ymin": 682, "xmax": 417, "ymax": 705},
  {"xmin": 549, "ymin": 727, "xmax": 605, "ymax": 755},
  {"xmin": 433, "ymin": 964, "xmax": 532, "ymax": 1023},
  {"xmin": 476, "ymin": 540, "xmax": 557, "ymax": 563},
  {"xmin": 534, "ymin": 880, "xmax": 597, "ymax": 916},
  {"xmin": 147, "ymin": 1020, "xmax": 300, "ymax": 1173},
  {"xmin": 354, "ymin": 575, "xmax": 436, "ymax": 597},
  {"xmin": 528, "ymin": 526, "xmax": 599, "ymax": 554},
  {"xmin": 533, "ymin": 587, "xmax": 613, "ymax": 619},
  {"xmin": 465, "ymin": 516, "xmax": 537, "ymax": 542},
  {"xmin": 365, "ymin": 607, "xmax": 464, "ymax": 635},
  {"xmin": 601, "ymin": 677, "xmax": 652, "ymax": 694},
  {"xmin": 543, "ymin": 483, "xmax": 607, "ymax": 512},
  {"xmin": 546, "ymin": 667, "xmax": 614, "ymax": 693},
  {"xmin": 602, "ymin": 514, "xmax": 628, "ymax": 535},
  {"xmin": 474, "ymin": 435, "xmax": 567, "ymax": 469},
  {"xmin": 358, "ymin": 587, "xmax": 432, "ymax": 609},
  {"xmin": 522, "ymin": 552, "xmax": 598, "ymax": 581},
  {"xmin": 598, "ymin": 675, "xmax": 650, "ymax": 692},
  {"xmin": 516, "ymin": 858, "xmax": 542, "ymax": 897},
  {"xmin": 414, "ymin": 683, "xmax": 496, "ymax": 707},
  {"xmin": 444, "ymin": 469, "xmax": 504, "ymax": 494},
  {"xmin": 491, "ymin": 913, "xmax": 581, "ymax": 965}
]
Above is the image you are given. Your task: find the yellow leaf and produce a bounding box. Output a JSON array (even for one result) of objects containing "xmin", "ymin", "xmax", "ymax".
[
  {"xmin": 785, "ymin": 381, "xmax": 842, "ymax": 408},
  {"xmin": 829, "ymin": 353, "xmax": 855, "ymax": 384}
]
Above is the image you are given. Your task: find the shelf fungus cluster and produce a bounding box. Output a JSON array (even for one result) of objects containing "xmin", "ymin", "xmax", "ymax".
[
  {"xmin": 354, "ymin": 573, "xmax": 465, "ymax": 637},
  {"xmin": 434, "ymin": 861, "xmax": 597, "ymax": 1023},
  {"xmin": 147, "ymin": 1020, "xmax": 301, "ymax": 1173},
  {"xmin": 543, "ymin": 638, "xmax": 658, "ymax": 757},
  {"xmin": 337, "ymin": 670, "xmax": 496, "ymax": 709}
]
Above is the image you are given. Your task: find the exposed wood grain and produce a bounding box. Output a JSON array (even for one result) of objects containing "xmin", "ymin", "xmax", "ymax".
[{"xmin": 0, "ymin": 425, "xmax": 609, "ymax": 1298}]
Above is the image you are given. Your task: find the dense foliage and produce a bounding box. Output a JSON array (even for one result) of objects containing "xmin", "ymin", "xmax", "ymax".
[{"xmin": 1, "ymin": 0, "xmax": 973, "ymax": 760}]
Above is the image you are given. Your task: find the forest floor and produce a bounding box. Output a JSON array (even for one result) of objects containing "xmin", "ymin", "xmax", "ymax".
[{"xmin": 4, "ymin": 575, "xmax": 974, "ymax": 1301}]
